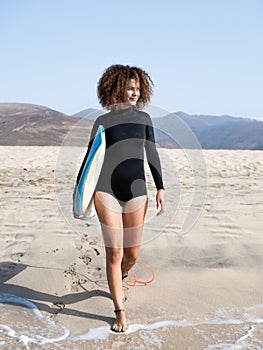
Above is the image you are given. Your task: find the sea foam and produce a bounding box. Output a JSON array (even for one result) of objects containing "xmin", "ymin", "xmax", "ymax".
[{"xmin": 1, "ymin": 293, "xmax": 263, "ymax": 349}]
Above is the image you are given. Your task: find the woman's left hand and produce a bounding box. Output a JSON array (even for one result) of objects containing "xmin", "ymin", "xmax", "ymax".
[{"xmin": 156, "ymin": 189, "xmax": 165, "ymax": 216}]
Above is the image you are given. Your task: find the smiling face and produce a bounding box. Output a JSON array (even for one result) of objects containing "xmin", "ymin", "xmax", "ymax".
[{"xmin": 122, "ymin": 78, "xmax": 140, "ymax": 106}]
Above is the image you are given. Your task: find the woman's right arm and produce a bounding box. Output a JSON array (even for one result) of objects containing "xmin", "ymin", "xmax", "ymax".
[{"xmin": 75, "ymin": 117, "xmax": 101, "ymax": 186}]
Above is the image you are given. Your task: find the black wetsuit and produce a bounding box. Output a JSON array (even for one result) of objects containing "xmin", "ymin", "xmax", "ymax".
[{"xmin": 77, "ymin": 106, "xmax": 164, "ymax": 204}]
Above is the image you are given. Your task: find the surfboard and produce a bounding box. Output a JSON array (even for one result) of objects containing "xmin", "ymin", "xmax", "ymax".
[{"xmin": 73, "ymin": 125, "xmax": 106, "ymax": 219}]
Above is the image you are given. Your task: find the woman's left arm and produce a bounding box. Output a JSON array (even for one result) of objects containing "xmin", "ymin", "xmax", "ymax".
[
  {"xmin": 144, "ymin": 114, "xmax": 165, "ymax": 215},
  {"xmin": 156, "ymin": 189, "xmax": 165, "ymax": 216}
]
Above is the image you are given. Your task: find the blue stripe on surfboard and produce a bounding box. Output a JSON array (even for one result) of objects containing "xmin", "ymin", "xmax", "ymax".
[{"xmin": 74, "ymin": 125, "xmax": 105, "ymax": 216}]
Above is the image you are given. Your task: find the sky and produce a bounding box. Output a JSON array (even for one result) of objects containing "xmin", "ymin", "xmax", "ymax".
[{"xmin": 0, "ymin": 0, "xmax": 263, "ymax": 119}]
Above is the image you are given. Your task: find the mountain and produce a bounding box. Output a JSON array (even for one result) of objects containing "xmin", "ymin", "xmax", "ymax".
[
  {"xmin": 154, "ymin": 112, "xmax": 263, "ymax": 150},
  {"xmin": 0, "ymin": 103, "xmax": 92, "ymax": 146},
  {"xmin": 1, "ymin": 103, "xmax": 263, "ymax": 149},
  {"xmin": 75, "ymin": 108, "xmax": 263, "ymax": 149},
  {"xmin": 73, "ymin": 108, "xmax": 103, "ymax": 120}
]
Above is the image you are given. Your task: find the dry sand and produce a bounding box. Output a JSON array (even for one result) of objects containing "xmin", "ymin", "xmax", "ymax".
[{"xmin": 0, "ymin": 146, "xmax": 263, "ymax": 350}]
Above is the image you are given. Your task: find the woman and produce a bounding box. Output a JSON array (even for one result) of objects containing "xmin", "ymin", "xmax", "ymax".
[{"xmin": 76, "ymin": 64, "xmax": 165, "ymax": 332}]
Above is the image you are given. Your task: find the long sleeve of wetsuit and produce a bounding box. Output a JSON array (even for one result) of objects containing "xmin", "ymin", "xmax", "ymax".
[{"xmin": 145, "ymin": 116, "xmax": 164, "ymax": 191}]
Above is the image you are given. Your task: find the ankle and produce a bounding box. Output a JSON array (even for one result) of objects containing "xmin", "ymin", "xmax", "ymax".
[{"xmin": 114, "ymin": 308, "xmax": 126, "ymax": 314}]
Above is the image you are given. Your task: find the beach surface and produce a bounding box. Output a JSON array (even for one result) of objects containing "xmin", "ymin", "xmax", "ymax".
[{"xmin": 0, "ymin": 146, "xmax": 263, "ymax": 350}]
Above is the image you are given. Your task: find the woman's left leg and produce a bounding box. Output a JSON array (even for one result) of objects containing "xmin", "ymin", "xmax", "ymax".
[{"xmin": 121, "ymin": 195, "xmax": 148, "ymax": 277}]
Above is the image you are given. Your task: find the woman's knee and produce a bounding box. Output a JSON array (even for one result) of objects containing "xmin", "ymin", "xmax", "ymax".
[
  {"xmin": 106, "ymin": 248, "xmax": 123, "ymax": 265},
  {"xmin": 123, "ymin": 249, "xmax": 139, "ymax": 264}
]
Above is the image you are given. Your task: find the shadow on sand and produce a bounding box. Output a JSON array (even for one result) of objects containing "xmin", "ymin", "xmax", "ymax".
[{"xmin": 0, "ymin": 261, "xmax": 113, "ymax": 325}]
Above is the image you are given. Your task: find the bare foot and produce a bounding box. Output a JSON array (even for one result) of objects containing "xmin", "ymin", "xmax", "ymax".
[{"xmin": 111, "ymin": 309, "xmax": 128, "ymax": 332}]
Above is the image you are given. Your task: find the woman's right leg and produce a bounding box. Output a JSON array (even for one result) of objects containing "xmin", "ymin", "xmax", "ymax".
[{"xmin": 94, "ymin": 191, "xmax": 127, "ymax": 332}]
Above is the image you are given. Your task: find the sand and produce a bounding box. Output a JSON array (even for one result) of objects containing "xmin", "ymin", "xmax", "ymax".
[{"xmin": 0, "ymin": 146, "xmax": 263, "ymax": 350}]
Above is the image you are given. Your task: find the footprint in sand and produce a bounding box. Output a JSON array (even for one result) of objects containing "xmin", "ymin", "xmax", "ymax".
[{"xmin": 10, "ymin": 252, "xmax": 24, "ymax": 262}]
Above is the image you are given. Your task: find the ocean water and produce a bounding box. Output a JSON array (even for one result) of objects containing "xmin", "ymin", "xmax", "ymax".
[{"xmin": 0, "ymin": 293, "xmax": 263, "ymax": 350}]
